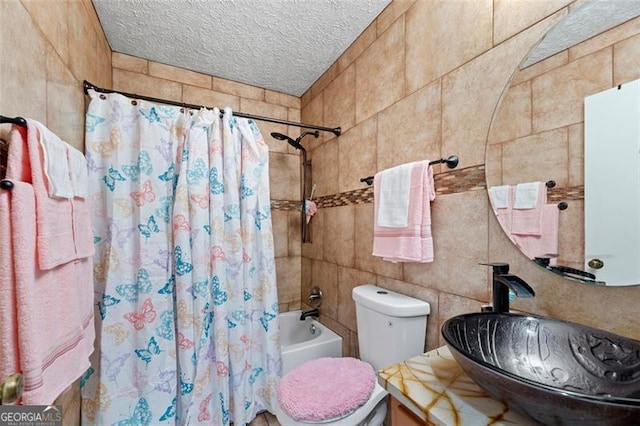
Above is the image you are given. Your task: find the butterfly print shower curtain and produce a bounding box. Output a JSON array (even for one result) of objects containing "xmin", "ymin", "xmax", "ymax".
[{"xmin": 81, "ymin": 90, "xmax": 281, "ymax": 425}]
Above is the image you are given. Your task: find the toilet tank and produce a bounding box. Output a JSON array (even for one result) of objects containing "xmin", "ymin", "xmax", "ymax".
[{"xmin": 352, "ymin": 284, "xmax": 430, "ymax": 371}]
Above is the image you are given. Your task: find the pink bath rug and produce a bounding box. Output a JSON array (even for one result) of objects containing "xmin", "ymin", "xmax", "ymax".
[{"xmin": 277, "ymin": 357, "xmax": 376, "ymax": 423}]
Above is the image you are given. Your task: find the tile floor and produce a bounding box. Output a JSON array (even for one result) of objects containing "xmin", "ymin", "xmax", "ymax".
[{"xmin": 246, "ymin": 411, "xmax": 281, "ymax": 426}]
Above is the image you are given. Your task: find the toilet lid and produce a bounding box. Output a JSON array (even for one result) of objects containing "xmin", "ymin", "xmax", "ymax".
[{"xmin": 277, "ymin": 357, "xmax": 376, "ymax": 423}]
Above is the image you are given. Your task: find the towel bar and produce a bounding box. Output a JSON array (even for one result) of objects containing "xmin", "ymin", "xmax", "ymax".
[{"xmin": 360, "ymin": 155, "xmax": 459, "ymax": 186}]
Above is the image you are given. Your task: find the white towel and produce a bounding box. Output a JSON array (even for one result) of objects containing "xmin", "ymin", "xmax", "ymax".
[
  {"xmin": 67, "ymin": 146, "xmax": 88, "ymax": 198},
  {"xmin": 488, "ymin": 185, "xmax": 511, "ymax": 209},
  {"xmin": 376, "ymin": 163, "xmax": 414, "ymax": 228},
  {"xmin": 513, "ymin": 182, "xmax": 544, "ymax": 209},
  {"xmin": 33, "ymin": 121, "xmax": 74, "ymax": 199}
]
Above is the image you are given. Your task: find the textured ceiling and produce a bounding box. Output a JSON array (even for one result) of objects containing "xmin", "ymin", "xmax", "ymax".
[
  {"xmin": 93, "ymin": 0, "xmax": 391, "ymax": 97},
  {"xmin": 522, "ymin": 0, "xmax": 640, "ymax": 68}
]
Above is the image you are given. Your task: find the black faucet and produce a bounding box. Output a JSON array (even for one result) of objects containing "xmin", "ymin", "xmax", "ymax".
[
  {"xmin": 300, "ymin": 308, "xmax": 319, "ymax": 320},
  {"xmin": 489, "ymin": 263, "xmax": 535, "ymax": 313}
]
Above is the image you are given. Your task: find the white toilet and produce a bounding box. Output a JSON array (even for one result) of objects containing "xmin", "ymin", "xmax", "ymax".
[{"xmin": 275, "ymin": 284, "xmax": 431, "ymax": 426}]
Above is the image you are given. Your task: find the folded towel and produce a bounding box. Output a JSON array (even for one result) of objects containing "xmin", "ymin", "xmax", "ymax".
[
  {"xmin": 376, "ymin": 162, "xmax": 413, "ymax": 227},
  {"xmin": 33, "ymin": 121, "xmax": 74, "ymax": 199},
  {"xmin": 1, "ymin": 178, "xmax": 95, "ymax": 404},
  {"xmin": 512, "ymin": 204, "xmax": 559, "ymax": 263},
  {"xmin": 277, "ymin": 357, "xmax": 375, "ymax": 422},
  {"xmin": 488, "ymin": 185, "xmax": 511, "ymax": 209},
  {"xmin": 511, "ymin": 182, "xmax": 547, "ymax": 235},
  {"xmin": 8, "ymin": 123, "xmax": 94, "ymax": 270},
  {"xmin": 373, "ymin": 161, "xmax": 435, "ymax": 262},
  {"xmin": 68, "ymin": 146, "xmax": 89, "ymax": 198},
  {"xmin": 513, "ymin": 181, "xmax": 544, "ymax": 209}
]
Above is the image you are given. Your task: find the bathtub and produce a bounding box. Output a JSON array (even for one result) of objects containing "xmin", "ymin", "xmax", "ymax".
[{"xmin": 279, "ymin": 310, "xmax": 342, "ymax": 375}]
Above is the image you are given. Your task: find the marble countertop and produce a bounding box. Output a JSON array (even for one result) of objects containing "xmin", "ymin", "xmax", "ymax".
[{"xmin": 378, "ymin": 346, "xmax": 539, "ymax": 425}]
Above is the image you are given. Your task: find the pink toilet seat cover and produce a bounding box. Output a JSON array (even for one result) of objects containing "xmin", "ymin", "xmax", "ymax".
[{"xmin": 277, "ymin": 357, "xmax": 376, "ymax": 423}]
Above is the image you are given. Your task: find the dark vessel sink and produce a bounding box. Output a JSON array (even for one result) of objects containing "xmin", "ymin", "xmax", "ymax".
[{"xmin": 442, "ymin": 313, "xmax": 640, "ymax": 426}]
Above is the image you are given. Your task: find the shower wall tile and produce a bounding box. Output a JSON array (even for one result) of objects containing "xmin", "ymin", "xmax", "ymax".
[
  {"xmin": 240, "ymin": 98, "xmax": 289, "ymax": 153},
  {"xmin": 355, "ymin": 16, "xmax": 405, "ymax": 124},
  {"xmin": 212, "ymin": 76, "xmax": 265, "ymax": 101},
  {"xmin": 311, "ymin": 137, "xmax": 338, "ymax": 197},
  {"xmin": 301, "ymin": 209, "xmax": 324, "ymax": 261},
  {"xmin": 271, "ymin": 211, "xmax": 288, "ymax": 258},
  {"xmin": 405, "ymin": 0, "xmax": 492, "ymax": 94},
  {"xmin": 276, "ymin": 257, "xmax": 301, "ymax": 305},
  {"xmin": 299, "ymin": 94, "xmax": 324, "ymax": 151},
  {"xmin": 323, "ymin": 205, "xmax": 355, "ymax": 267},
  {"xmin": 148, "ymin": 61, "xmax": 211, "ymax": 89},
  {"xmin": 493, "ymin": 0, "xmax": 570, "ymax": 45},
  {"xmin": 376, "ymin": 79, "xmax": 441, "ymax": 171},
  {"xmin": 338, "ymin": 116, "xmax": 376, "ymax": 194},
  {"xmin": 112, "ymin": 52, "xmax": 148, "ymax": 74},
  {"xmin": 181, "ymin": 85, "xmax": 240, "ymax": 111},
  {"xmin": 265, "ymin": 90, "xmax": 300, "ymax": 109},
  {"xmin": 113, "ymin": 69, "xmax": 183, "ymax": 103},
  {"xmin": 531, "ymin": 48, "xmax": 612, "ymax": 133},
  {"xmin": 354, "ymin": 203, "xmax": 403, "ymax": 281},
  {"xmin": 268, "ymin": 152, "xmax": 300, "ymax": 201},
  {"xmin": 613, "ymin": 33, "xmax": 640, "ymax": 86},
  {"xmin": 287, "ymin": 211, "xmax": 301, "ymax": 257},
  {"xmin": 311, "ymin": 260, "xmax": 338, "ymax": 320},
  {"xmin": 323, "ymin": 64, "xmax": 355, "ymax": 137},
  {"xmin": 301, "ymin": 256, "xmax": 313, "ymax": 306}
]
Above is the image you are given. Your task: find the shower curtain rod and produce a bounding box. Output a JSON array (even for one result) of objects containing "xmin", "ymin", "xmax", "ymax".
[{"xmin": 83, "ymin": 80, "xmax": 342, "ymax": 137}]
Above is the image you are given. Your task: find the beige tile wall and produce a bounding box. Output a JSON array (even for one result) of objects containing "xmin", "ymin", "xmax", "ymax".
[
  {"xmin": 488, "ymin": 16, "xmax": 640, "ymax": 269},
  {"xmin": 0, "ymin": 0, "xmax": 111, "ymax": 421},
  {"xmin": 300, "ymin": 1, "xmax": 640, "ymax": 358}
]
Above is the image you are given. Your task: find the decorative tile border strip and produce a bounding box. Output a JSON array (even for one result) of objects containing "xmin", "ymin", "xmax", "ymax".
[
  {"xmin": 271, "ymin": 200, "xmax": 300, "ymax": 211},
  {"xmin": 548, "ymin": 185, "xmax": 584, "ymax": 202},
  {"xmin": 270, "ymin": 165, "xmax": 487, "ymax": 210},
  {"xmin": 269, "ymin": 171, "xmax": 582, "ymax": 211}
]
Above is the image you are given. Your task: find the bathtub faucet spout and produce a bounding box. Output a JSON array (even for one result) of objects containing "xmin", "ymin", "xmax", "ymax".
[{"xmin": 300, "ymin": 309, "xmax": 319, "ymax": 320}]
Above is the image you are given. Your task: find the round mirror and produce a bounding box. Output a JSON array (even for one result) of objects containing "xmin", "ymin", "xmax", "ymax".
[{"xmin": 486, "ymin": 0, "xmax": 640, "ymax": 286}]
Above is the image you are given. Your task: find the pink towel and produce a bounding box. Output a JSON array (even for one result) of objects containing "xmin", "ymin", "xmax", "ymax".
[
  {"xmin": 277, "ymin": 357, "xmax": 375, "ymax": 422},
  {"xmin": 372, "ymin": 161, "xmax": 435, "ymax": 262},
  {"xmin": 7, "ymin": 122, "xmax": 94, "ymax": 270},
  {"xmin": 511, "ymin": 182, "xmax": 546, "ymax": 235},
  {"xmin": 512, "ymin": 204, "xmax": 559, "ymax": 263},
  {"xmin": 3, "ymin": 126, "xmax": 96, "ymax": 404},
  {"xmin": 0, "ymin": 189, "xmax": 20, "ymax": 384}
]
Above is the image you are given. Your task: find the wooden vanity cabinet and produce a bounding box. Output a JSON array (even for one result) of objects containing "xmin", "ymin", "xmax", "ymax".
[{"xmin": 390, "ymin": 395, "xmax": 427, "ymax": 425}]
